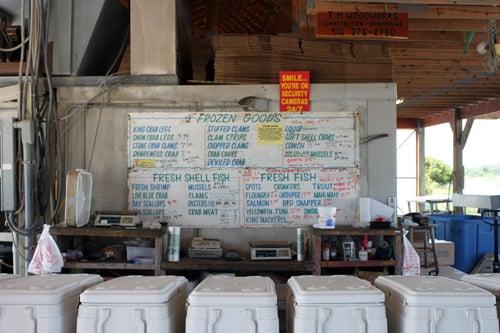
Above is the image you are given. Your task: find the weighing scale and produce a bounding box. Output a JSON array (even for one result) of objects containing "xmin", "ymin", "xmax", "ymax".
[
  {"xmin": 187, "ymin": 237, "xmax": 223, "ymax": 259},
  {"xmin": 249, "ymin": 241, "xmax": 292, "ymax": 260},
  {"xmin": 94, "ymin": 211, "xmax": 140, "ymax": 227}
]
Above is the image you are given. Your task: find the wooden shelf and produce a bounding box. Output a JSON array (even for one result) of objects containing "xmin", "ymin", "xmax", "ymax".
[
  {"xmin": 63, "ymin": 260, "xmax": 156, "ymax": 271},
  {"xmin": 313, "ymin": 225, "xmax": 400, "ymax": 237},
  {"xmin": 320, "ymin": 259, "xmax": 396, "ymax": 268},
  {"xmin": 50, "ymin": 226, "xmax": 164, "ymax": 238},
  {"xmin": 312, "ymin": 225, "xmax": 403, "ymax": 275},
  {"xmin": 162, "ymin": 258, "xmax": 314, "ymax": 273},
  {"xmin": 49, "ymin": 226, "xmax": 167, "ymax": 275}
]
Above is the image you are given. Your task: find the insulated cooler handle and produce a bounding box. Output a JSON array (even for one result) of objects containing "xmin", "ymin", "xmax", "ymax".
[
  {"xmin": 317, "ymin": 308, "xmax": 331, "ymax": 333},
  {"xmin": 354, "ymin": 308, "xmax": 368, "ymax": 332},
  {"xmin": 208, "ymin": 309, "xmax": 221, "ymax": 333},
  {"xmin": 243, "ymin": 309, "xmax": 257, "ymax": 333},
  {"xmin": 24, "ymin": 307, "xmax": 36, "ymax": 333},
  {"xmin": 429, "ymin": 308, "xmax": 443, "ymax": 333},
  {"xmin": 135, "ymin": 309, "xmax": 146, "ymax": 333},
  {"xmin": 97, "ymin": 308, "xmax": 111, "ymax": 333}
]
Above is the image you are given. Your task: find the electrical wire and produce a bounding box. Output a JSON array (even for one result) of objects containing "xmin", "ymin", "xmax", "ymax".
[
  {"xmin": 6, "ymin": 0, "xmax": 63, "ymax": 258},
  {"xmin": 0, "ymin": 36, "xmax": 29, "ymax": 53}
]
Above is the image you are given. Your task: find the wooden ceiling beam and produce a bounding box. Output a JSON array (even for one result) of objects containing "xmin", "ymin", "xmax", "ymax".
[
  {"xmin": 389, "ymin": 48, "xmax": 489, "ymax": 58},
  {"xmin": 399, "ymin": 89, "xmax": 500, "ymax": 97},
  {"xmin": 423, "ymin": 112, "xmax": 454, "ymax": 127},
  {"xmin": 395, "ymin": 72, "xmax": 488, "ymax": 80},
  {"xmin": 394, "ymin": 57, "xmax": 487, "ymax": 65},
  {"xmin": 301, "ymin": 17, "xmax": 492, "ymax": 32},
  {"xmin": 397, "ymin": 76, "xmax": 500, "ymax": 85},
  {"xmin": 310, "ymin": 3, "xmax": 500, "ymax": 20},
  {"xmin": 409, "ymin": 18, "xmax": 490, "ymax": 31},
  {"xmin": 397, "ymin": 118, "xmax": 419, "ymax": 129},
  {"xmin": 400, "ymin": 100, "xmax": 500, "ymax": 107},
  {"xmin": 395, "ymin": 64, "xmax": 486, "ymax": 72},
  {"xmin": 316, "ymin": 0, "xmax": 500, "ymax": 5},
  {"xmin": 400, "ymin": 94, "xmax": 500, "ymax": 101},
  {"xmin": 407, "ymin": 30, "xmax": 478, "ymax": 41},
  {"xmin": 399, "ymin": 85, "xmax": 500, "ymax": 92},
  {"xmin": 385, "ymin": 39, "xmax": 483, "ymax": 50}
]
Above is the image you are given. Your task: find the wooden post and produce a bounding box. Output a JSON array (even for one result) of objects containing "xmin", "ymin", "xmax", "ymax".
[{"xmin": 450, "ymin": 109, "xmax": 474, "ymax": 214}]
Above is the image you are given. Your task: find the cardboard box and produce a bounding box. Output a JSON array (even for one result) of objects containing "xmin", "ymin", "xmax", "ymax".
[{"xmin": 416, "ymin": 240, "xmax": 454, "ymax": 266}]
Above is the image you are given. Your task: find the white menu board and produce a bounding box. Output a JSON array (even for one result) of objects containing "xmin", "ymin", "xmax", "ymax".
[{"xmin": 128, "ymin": 111, "xmax": 360, "ymax": 227}]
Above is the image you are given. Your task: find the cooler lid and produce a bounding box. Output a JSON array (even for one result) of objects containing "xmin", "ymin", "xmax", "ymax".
[
  {"xmin": 288, "ymin": 275, "xmax": 384, "ymax": 304},
  {"xmin": 461, "ymin": 273, "xmax": 500, "ymax": 295},
  {"xmin": 80, "ymin": 275, "xmax": 187, "ymax": 304},
  {"xmin": 0, "ymin": 273, "xmax": 103, "ymax": 305},
  {"xmin": 375, "ymin": 275, "xmax": 495, "ymax": 307},
  {"xmin": 188, "ymin": 276, "xmax": 277, "ymax": 306}
]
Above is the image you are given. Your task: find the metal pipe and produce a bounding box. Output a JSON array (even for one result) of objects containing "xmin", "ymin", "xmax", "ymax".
[
  {"xmin": 494, "ymin": 213, "xmax": 499, "ymax": 273},
  {"xmin": 23, "ymin": 141, "xmax": 33, "ymax": 275}
]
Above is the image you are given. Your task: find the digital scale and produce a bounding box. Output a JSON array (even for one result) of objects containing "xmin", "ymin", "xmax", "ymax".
[
  {"xmin": 249, "ymin": 241, "xmax": 292, "ymax": 260},
  {"xmin": 187, "ymin": 237, "xmax": 223, "ymax": 259},
  {"xmin": 94, "ymin": 211, "xmax": 140, "ymax": 227}
]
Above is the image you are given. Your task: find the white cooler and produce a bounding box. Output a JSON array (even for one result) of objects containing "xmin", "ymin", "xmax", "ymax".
[
  {"xmin": 0, "ymin": 273, "xmax": 103, "ymax": 333},
  {"xmin": 374, "ymin": 275, "xmax": 499, "ymax": 333},
  {"xmin": 286, "ymin": 275, "xmax": 387, "ymax": 333},
  {"xmin": 77, "ymin": 275, "xmax": 188, "ymax": 333},
  {"xmin": 461, "ymin": 273, "xmax": 500, "ymax": 319},
  {"xmin": 186, "ymin": 275, "xmax": 279, "ymax": 333}
]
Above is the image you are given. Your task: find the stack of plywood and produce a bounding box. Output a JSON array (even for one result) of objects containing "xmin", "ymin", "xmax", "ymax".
[{"xmin": 211, "ymin": 34, "xmax": 393, "ymax": 84}]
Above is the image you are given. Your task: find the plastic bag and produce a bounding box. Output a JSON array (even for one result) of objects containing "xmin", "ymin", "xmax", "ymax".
[
  {"xmin": 402, "ymin": 230, "xmax": 421, "ymax": 276},
  {"xmin": 28, "ymin": 224, "xmax": 64, "ymax": 275}
]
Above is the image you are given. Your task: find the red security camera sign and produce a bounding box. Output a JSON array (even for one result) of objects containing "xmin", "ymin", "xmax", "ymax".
[{"xmin": 280, "ymin": 71, "xmax": 310, "ymax": 112}]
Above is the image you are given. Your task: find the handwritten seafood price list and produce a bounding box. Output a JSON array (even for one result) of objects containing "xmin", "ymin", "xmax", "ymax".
[
  {"xmin": 127, "ymin": 111, "xmax": 360, "ymax": 227},
  {"xmin": 129, "ymin": 169, "xmax": 240, "ymax": 226},
  {"xmin": 242, "ymin": 168, "xmax": 359, "ymax": 225}
]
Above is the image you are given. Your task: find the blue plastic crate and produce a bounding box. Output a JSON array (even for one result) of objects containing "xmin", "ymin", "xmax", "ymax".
[{"xmin": 426, "ymin": 214, "xmax": 499, "ymax": 273}]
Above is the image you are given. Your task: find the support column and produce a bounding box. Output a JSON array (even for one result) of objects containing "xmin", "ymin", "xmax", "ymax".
[
  {"xmin": 130, "ymin": 0, "xmax": 177, "ymax": 76},
  {"xmin": 450, "ymin": 109, "xmax": 474, "ymax": 214},
  {"xmin": 416, "ymin": 119, "xmax": 425, "ymax": 197}
]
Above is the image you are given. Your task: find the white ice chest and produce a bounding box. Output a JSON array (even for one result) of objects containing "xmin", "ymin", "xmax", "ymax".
[
  {"xmin": 77, "ymin": 275, "xmax": 188, "ymax": 333},
  {"xmin": 374, "ymin": 275, "xmax": 499, "ymax": 333},
  {"xmin": 461, "ymin": 273, "xmax": 500, "ymax": 319},
  {"xmin": 186, "ymin": 275, "xmax": 279, "ymax": 333},
  {"xmin": 286, "ymin": 275, "xmax": 387, "ymax": 333},
  {"xmin": 0, "ymin": 273, "xmax": 103, "ymax": 333}
]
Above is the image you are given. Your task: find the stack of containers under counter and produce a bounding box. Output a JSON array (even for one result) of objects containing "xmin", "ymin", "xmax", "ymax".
[
  {"xmin": 286, "ymin": 275, "xmax": 387, "ymax": 333},
  {"xmin": 186, "ymin": 275, "xmax": 279, "ymax": 333},
  {"xmin": 0, "ymin": 273, "xmax": 103, "ymax": 333},
  {"xmin": 374, "ymin": 275, "xmax": 499, "ymax": 333},
  {"xmin": 77, "ymin": 275, "xmax": 188, "ymax": 333}
]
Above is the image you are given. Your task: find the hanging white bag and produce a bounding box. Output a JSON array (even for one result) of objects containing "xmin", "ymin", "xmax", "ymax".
[
  {"xmin": 28, "ymin": 224, "xmax": 64, "ymax": 275},
  {"xmin": 402, "ymin": 229, "xmax": 421, "ymax": 276}
]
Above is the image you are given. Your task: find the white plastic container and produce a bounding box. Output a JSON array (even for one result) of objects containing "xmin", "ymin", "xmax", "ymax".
[
  {"xmin": 186, "ymin": 275, "xmax": 279, "ymax": 333},
  {"xmin": 461, "ymin": 273, "xmax": 500, "ymax": 318},
  {"xmin": 0, "ymin": 273, "xmax": 103, "ymax": 333},
  {"xmin": 286, "ymin": 275, "xmax": 387, "ymax": 333},
  {"xmin": 77, "ymin": 275, "xmax": 187, "ymax": 333},
  {"xmin": 374, "ymin": 275, "xmax": 499, "ymax": 333}
]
